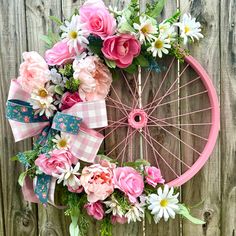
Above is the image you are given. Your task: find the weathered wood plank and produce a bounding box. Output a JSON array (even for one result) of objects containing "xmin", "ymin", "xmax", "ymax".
[
  {"xmin": 24, "ymin": 0, "xmax": 70, "ymax": 235},
  {"xmin": 179, "ymin": 0, "xmax": 221, "ymax": 236},
  {"xmin": 0, "ymin": 0, "xmax": 38, "ymax": 235},
  {"xmin": 220, "ymin": 0, "xmax": 236, "ymax": 235}
]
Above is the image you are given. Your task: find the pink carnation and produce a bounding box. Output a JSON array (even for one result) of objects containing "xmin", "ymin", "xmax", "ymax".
[
  {"xmin": 35, "ymin": 149, "xmax": 77, "ymax": 175},
  {"xmin": 60, "ymin": 92, "xmax": 83, "ymax": 110},
  {"xmin": 84, "ymin": 201, "xmax": 105, "ymax": 220},
  {"xmin": 79, "ymin": 1, "xmax": 116, "ymax": 39},
  {"xmin": 17, "ymin": 51, "xmax": 50, "ymax": 92},
  {"xmin": 73, "ymin": 56, "xmax": 112, "ymax": 101},
  {"xmin": 102, "ymin": 34, "xmax": 141, "ymax": 68},
  {"xmin": 45, "ymin": 40, "xmax": 81, "ymax": 66},
  {"xmin": 113, "ymin": 167, "xmax": 144, "ymax": 203},
  {"xmin": 111, "ymin": 215, "xmax": 128, "ymax": 224},
  {"xmin": 80, "ymin": 163, "xmax": 114, "ymax": 202},
  {"xmin": 145, "ymin": 166, "xmax": 165, "ymax": 187}
]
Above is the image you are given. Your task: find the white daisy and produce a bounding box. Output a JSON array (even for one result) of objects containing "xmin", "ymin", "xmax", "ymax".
[
  {"xmin": 52, "ymin": 133, "xmax": 71, "ymax": 150},
  {"xmin": 104, "ymin": 196, "xmax": 124, "ymax": 217},
  {"xmin": 175, "ymin": 13, "xmax": 204, "ymax": 44},
  {"xmin": 159, "ymin": 21, "xmax": 177, "ymax": 42},
  {"xmin": 60, "ymin": 15, "xmax": 89, "ymax": 53},
  {"xmin": 133, "ymin": 16, "xmax": 158, "ymax": 43},
  {"xmin": 53, "ymin": 162, "xmax": 81, "ymax": 189},
  {"xmin": 30, "ymin": 99, "xmax": 57, "ymax": 118},
  {"xmin": 125, "ymin": 203, "xmax": 145, "ymax": 223},
  {"xmin": 147, "ymin": 185, "xmax": 179, "ymax": 223},
  {"xmin": 147, "ymin": 37, "xmax": 171, "ymax": 58}
]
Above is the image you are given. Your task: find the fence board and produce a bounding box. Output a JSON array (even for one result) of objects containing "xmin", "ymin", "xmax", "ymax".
[
  {"xmin": 179, "ymin": 1, "xmax": 221, "ymax": 236},
  {"xmin": 220, "ymin": 0, "xmax": 236, "ymax": 235}
]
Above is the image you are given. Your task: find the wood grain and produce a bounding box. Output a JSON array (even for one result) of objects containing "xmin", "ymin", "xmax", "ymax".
[
  {"xmin": 179, "ymin": 0, "xmax": 221, "ymax": 236},
  {"xmin": 220, "ymin": 0, "xmax": 236, "ymax": 235}
]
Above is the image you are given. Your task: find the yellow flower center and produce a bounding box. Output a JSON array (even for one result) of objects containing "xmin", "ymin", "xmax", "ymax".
[
  {"xmin": 141, "ymin": 24, "xmax": 150, "ymax": 34},
  {"xmin": 155, "ymin": 39, "xmax": 163, "ymax": 49},
  {"xmin": 184, "ymin": 25, "xmax": 190, "ymax": 33},
  {"xmin": 160, "ymin": 199, "xmax": 168, "ymax": 207},
  {"xmin": 58, "ymin": 139, "xmax": 67, "ymax": 148},
  {"xmin": 38, "ymin": 89, "xmax": 48, "ymax": 98},
  {"xmin": 69, "ymin": 31, "xmax": 78, "ymax": 39}
]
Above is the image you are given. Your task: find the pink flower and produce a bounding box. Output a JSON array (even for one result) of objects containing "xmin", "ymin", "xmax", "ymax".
[
  {"xmin": 145, "ymin": 166, "xmax": 165, "ymax": 187},
  {"xmin": 35, "ymin": 149, "xmax": 77, "ymax": 175},
  {"xmin": 79, "ymin": 1, "xmax": 116, "ymax": 39},
  {"xmin": 45, "ymin": 40, "xmax": 82, "ymax": 66},
  {"xmin": 73, "ymin": 56, "xmax": 112, "ymax": 101},
  {"xmin": 60, "ymin": 92, "xmax": 83, "ymax": 110},
  {"xmin": 80, "ymin": 163, "xmax": 114, "ymax": 202},
  {"xmin": 17, "ymin": 51, "xmax": 50, "ymax": 92},
  {"xmin": 102, "ymin": 34, "xmax": 141, "ymax": 68},
  {"xmin": 68, "ymin": 185, "xmax": 84, "ymax": 194},
  {"xmin": 111, "ymin": 215, "xmax": 128, "ymax": 225},
  {"xmin": 84, "ymin": 201, "xmax": 105, "ymax": 220},
  {"xmin": 113, "ymin": 167, "xmax": 144, "ymax": 203}
]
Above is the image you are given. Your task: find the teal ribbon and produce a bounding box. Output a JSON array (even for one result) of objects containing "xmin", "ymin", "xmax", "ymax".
[{"xmin": 6, "ymin": 99, "xmax": 83, "ymax": 204}]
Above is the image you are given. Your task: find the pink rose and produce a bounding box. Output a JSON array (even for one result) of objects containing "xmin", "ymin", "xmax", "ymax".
[
  {"xmin": 145, "ymin": 166, "xmax": 165, "ymax": 187},
  {"xmin": 35, "ymin": 149, "xmax": 77, "ymax": 175},
  {"xmin": 113, "ymin": 167, "xmax": 144, "ymax": 203},
  {"xmin": 102, "ymin": 34, "xmax": 141, "ymax": 68},
  {"xmin": 45, "ymin": 40, "xmax": 81, "ymax": 66},
  {"xmin": 79, "ymin": 1, "xmax": 116, "ymax": 39},
  {"xmin": 73, "ymin": 56, "xmax": 112, "ymax": 101},
  {"xmin": 84, "ymin": 201, "xmax": 105, "ymax": 220},
  {"xmin": 80, "ymin": 163, "xmax": 114, "ymax": 202},
  {"xmin": 111, "ymin": 215, "xmax": 128, "ymax": 225},
  {"xmin": 17, "ymin": 51, "xmax": 50, "ymax": 92},
  {"xmin": 61, "ymin": 92, "xmax": 83, "ymax": 110},
  {"xmin": 68, "ymin": 185, "xmax": 84, "ymax": 194}
]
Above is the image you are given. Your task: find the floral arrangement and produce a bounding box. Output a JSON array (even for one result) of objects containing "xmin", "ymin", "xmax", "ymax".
[{"xmin": 6, "ymin": 0, "xmax": 205, "ymax": 235}]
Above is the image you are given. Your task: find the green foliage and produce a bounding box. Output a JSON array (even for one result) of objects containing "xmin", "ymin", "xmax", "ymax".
[
  {"xmin": 65, "ymin": 78, "xmax": 80, "ymax": 92},
  {"xmin": 41, "ymin": 30, "xmax": 60, "ymax": 48},
  {"xmin": 100, "ymin": 217, "xmax": 113, "ymax": 236},
  {"xmin": 134, "ymin": 54, "xmax": 150, "ymax": 68},
  {"xmin": 123, "ymin": 159, "xmax": 150, "ymax": 169},
  {"xmin": 112, "ymin": 190, "xmax": 130, "ymax": 213},
  {"xmin": 59, "ymin": 64, "xmax": 74, "ymax": 78},
  {"xmin": 145, "ymin": 0, "xmax": 166, "ymax": 18},
  {"xmin": 104, "ymin": 58, "xmax": 116, "ymax": 69},
  {"xmin": 178, "ymin": 204, "xmax": 205, "ymax": 224},
  {"xmin": 88, "ymin": 35, "xmax": 103, "ymax": 55},
  {"xmin": 169, "ymin": 45, "xmax": 189, "ymax": 63},
  {"xmin": 123, "ymin": 64, "xmax": 138, "ymax": 74},
  {"xmin": 18, "ymin": 171, "xmax": 27, "ymax": 187},
  {"xmin": 49, "ymin": 15, "xmax": 63, "ymax": 26},
  {"xmin": 54, "ymin": 85, "xmax": 64, "ymax": 95},
  {"xmin": 165, "ymin": 11, "xmax": 181, "ymax": 24}
]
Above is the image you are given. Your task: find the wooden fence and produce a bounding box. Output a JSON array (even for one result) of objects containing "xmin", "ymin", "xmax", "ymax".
[{"xmin": 0, "ymin": 0, "xmax": 235, "ymax": 235}]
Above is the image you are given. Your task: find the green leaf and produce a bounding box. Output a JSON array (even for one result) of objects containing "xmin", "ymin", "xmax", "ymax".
[
  {"xmin": 146, "ymin": 0, "xmax": 166, "ymax": 18},
  {"xmin": 118, "ymin": 22, "xmax": 135, "ymax": 34},
  {"xmin": 49, "ymin": 15, "xmax": 63, "ymax": 26},
  {"xmin": 145, "ymin": 210, "xmax": 153, "ymax": 224},
  {"xmin": 54, "ymin": 85, "xmax": 64, "ymax": 95},
  {"xmin": 11, "ymin": 156, "xmax": 18, "ymax": 161},
  {"xmin": 104, "ymin": 58, "xmax": 116, "ymax": 68},
  {"xmin": 88, "ymin": 35, "xmax": 103, "ymax": 55},
  {"xmin": 40, "ymin": 35, "xmax": 52, "ymax": 46},
  {"xmin": 69, "ymin": 215, "xmax": 80, "ymax": 236},
  {"xmin": 178, "ymin": 204, "xmax": 205, "ymax": 225},
  {"xmin": 165, "ymin": 11, "xmax": 181, "ymax": 24},
  {"xmin": 135, "ymin": 55, "xmax": 150, "ymax": 67},
  {"xmin": 123, "ymin": 64, "xmax": 137, "ymax": 74},
  {"xmin": 18, "ymin": 172, "xmax": 27, "ymax": 187}
]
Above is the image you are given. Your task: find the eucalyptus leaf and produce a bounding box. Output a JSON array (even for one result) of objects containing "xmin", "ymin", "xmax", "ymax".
[
  {"xmin": 18, "ymin": 172, "xmax": 27, "ymax": 187},
  {"xmin": 178, "ymin": 204, "xmax": 205, "ymax": 225}
]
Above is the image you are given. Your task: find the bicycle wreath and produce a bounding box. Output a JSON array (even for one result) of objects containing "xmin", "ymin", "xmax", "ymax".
[{"xmin": 6, "ymin": 0, "xmax": 206, "ymax": 235}]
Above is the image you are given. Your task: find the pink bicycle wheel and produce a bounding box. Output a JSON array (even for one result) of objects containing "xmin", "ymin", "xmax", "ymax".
[{"xmin": 101, "ymin": 55, "xmax": 220, "ymax": 187}]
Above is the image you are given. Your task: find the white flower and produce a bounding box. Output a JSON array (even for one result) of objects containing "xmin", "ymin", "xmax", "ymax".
[
  {"xmin": 175, "ymin": 13, "xmax": 203, "ymax": 44},
  {"xmin": 147, "ymin": 37, "xmax": 171, "ymax": 58},
  {"xmin": 125, "ymin": 203, "xmax": 145, "ymax": 223},
  {"xmin": 53, "ymin": 162, "xmax": 81, "ymax": 189},
  {"xmin": 104, "ymin": 196, "xmax": 124, "ymax": 217},
  {"xmin": 49, "ymin": 68, "xmax": 67, "ymax": 87},
  {"xmin": 30, "ymin": 99, "xmax": 57, "ymax": 118},
  {"xmin": 147, "ymin": 185, "xmax": 179, "ymax": 223},
  {"xmin": 52, "ymin": 133, "xmax": 71, "ymax": 150},
  {"xmin": 133, "ymin": 16, "xmax": 158, "ymax": 43},
  {"xmin": 159, "ymin": 21, "xmax": 177, "ymax": 42},
  {"xmin": 60, "ymin": 15, "xmax": 89, "ymax": 53}
]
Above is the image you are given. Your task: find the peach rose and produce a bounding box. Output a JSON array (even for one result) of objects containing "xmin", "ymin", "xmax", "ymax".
[
  {"xmin": 17, "ymin": 51, "xmax": 50, "ymax": 93},
  {"xmin": 73, "ymin": 56, "xmax": 112, "ymax": 101},
  {"xmin": 80, "ymin": 163, "xmax": 114, "ymax": 202},
  {"xmin": 102, "ymin": 34, "xmax": 141, "ymax": 68}
]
